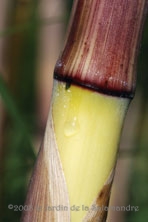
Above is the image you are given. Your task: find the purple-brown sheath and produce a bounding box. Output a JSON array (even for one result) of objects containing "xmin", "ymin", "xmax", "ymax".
[
  {"xmin": 55, "ymin": 0, "xmax": 148, "ymax": 98},
  {"xmin": 21, "ymin": 0, "xmax": 148, "ymax": 221}
]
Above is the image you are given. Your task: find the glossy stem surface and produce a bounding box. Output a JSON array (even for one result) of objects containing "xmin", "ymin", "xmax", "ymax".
[{"xmin": 55, "ymin": 0, "xmax": 148, "ymax": 98}]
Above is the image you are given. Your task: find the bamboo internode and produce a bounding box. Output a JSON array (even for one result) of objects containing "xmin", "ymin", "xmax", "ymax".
[
  {"xmin": 22, "ymin": 0, "xmax": 148, "ymax": 221},
  {"xmin": 55, "ymin": 0, "xmax": 148, "ymax": 98}
]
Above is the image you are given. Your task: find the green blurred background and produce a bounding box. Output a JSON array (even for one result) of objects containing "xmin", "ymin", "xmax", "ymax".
[{"xmin": 0, "ymin": 1, "xmax": 148, "ymax": 221}]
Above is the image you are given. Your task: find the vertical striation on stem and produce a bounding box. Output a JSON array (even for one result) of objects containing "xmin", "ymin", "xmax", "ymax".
[
  {"xmin": 22, "ymin": 0, "xmax": 148, "ymax": 221},
  {"xmin": 55, "ymin": 0, "xmax": 148, "ymax": 97}
]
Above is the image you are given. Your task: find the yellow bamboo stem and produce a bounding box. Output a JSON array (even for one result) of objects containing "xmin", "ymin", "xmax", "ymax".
[{"xmin": 21, "ymin": 0, "xmax": 148, "ymax": 221}]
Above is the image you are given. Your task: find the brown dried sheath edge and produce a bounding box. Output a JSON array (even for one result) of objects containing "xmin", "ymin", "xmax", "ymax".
[{"xmin": 54, "ymin": 0, "xmax": 148, "ymax": 98}]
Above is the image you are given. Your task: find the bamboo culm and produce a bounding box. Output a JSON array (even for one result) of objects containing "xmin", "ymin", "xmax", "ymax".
[{"xmin": 22, "ymin": 0, "xmax": 148, "ymax": 221}]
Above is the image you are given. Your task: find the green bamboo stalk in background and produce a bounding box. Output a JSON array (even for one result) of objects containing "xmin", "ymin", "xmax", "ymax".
[{"xmin": 22, "ymin": 0, "xmax": 148, "ymax": 221}]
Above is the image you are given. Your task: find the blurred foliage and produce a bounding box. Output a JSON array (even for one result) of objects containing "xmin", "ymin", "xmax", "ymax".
[
  {"xmin": 138, "ymin": 18, "xmax": 148, "ymax": 103},
  {"xmin": 0, "ymin": 0, "xmax": 38, "ymax": 221},
  {"xmin": 0, "ymin": 75, "xmax": 36, "ymax": 220},
  {"xmin": 66, "ymin": 0, "xmax": 73, "ymax": 15},
  {"xmin": 126, "ymin": 18, "xmax": 148, "ymax": 222}
]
